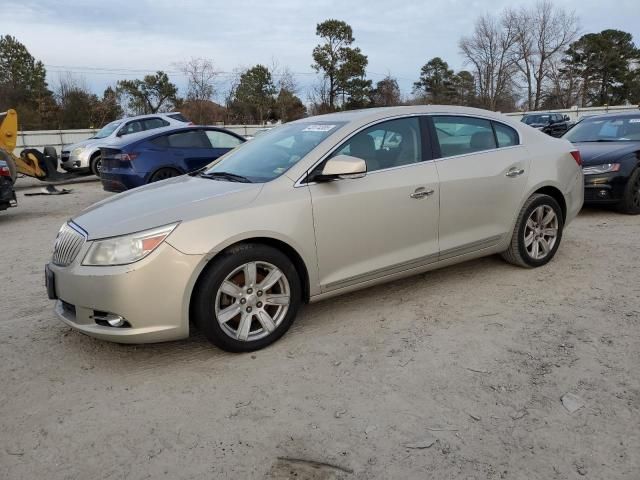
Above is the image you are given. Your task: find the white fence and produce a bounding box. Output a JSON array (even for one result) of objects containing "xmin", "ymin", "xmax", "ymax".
[
  {"xmin": 14, "ymin": 105, "xmax": 640, "ymax": 155},
  {"xmin": 14, "ymin": 125, "xmax": 266, "ymax": 156},
  {"xmin": 503, "ymin": 105, "xmax": 638, "ymax": 121}
]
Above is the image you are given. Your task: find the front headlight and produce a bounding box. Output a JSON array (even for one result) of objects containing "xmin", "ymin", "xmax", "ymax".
[
  {"xmin": 82, "ymin": 223, "xmax": 178, "ymax": 266},
  {"xmin": 71, "ymin": 147, "xmax": 84, "ymax": 156},
  {"xmin": 582, "ymin": 163, "xmax": 621, "ymax": 175}
]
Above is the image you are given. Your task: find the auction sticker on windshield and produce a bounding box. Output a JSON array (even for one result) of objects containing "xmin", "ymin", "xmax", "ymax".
[{"xmin": 302, "ymin": 124, "xmax": 337, "ymax": 132}]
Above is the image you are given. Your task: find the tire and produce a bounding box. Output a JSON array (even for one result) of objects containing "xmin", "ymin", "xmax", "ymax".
[
  {"xmin": 617, "ymin": 168, "xmax": 640, "ymax": 215},
  {"xmin": 501, "ymin": 193, "xmax": 564, "ymax": 268},
  {"xmin": 0, "ymin": 150, "xmax": 17, "ymax": 184},
  {"xmin": 90, "ymin": 154, "xmax": 102, "ymax": 177},
  {"xmin": 149, "ymin": 167, "xmax": 180, "ymax": 183},
  {"xmin": 192, "ymin": 243, "xmax": 302, "ymax": 352}
]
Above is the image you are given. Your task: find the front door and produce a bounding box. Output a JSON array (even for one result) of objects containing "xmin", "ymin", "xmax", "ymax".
[{"xmin": 308, "ymin": 116, "xmax": 440, "ymax": 292}]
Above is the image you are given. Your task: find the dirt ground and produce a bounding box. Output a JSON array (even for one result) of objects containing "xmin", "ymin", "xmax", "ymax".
[{"xmin": 0, "ymin": 179, "xmax": 638, "ymax": 480}]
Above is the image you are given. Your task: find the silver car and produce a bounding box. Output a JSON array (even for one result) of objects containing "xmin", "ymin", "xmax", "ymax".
[
  {"xmin": 60, "ymin": 112, "xmax": 189, "ymax": 175},
  {"xmin": 46, "ymin": 106, "xmax": 584, "ymax": 352}
]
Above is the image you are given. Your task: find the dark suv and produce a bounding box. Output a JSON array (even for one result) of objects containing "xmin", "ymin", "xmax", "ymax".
[{"xmin": 521, "ymin": 113, "xmax": 571, "ymax": 137}]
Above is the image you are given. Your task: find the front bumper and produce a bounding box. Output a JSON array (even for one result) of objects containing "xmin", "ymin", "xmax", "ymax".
[
  {"xmin": 583, "ymin": 172, "xmax": 627, "ymax": 204},
  {"xmin": 48, "ymin": 242, "xmax": 205, "ymax": 343},
  {"xmin": 60, "ymin": 151, "xmax": 90, "ymax": 171}
]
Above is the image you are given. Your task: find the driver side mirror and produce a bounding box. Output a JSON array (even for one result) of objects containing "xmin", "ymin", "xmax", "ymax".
[{"xmin": 314, "ymin": 154, "xmax": 367, "ymax": 182}]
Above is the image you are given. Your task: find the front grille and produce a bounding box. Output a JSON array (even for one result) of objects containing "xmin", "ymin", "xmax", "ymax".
[{"xmin": 52, "ymin": 222, "xmax": 86, "ymax": 266}]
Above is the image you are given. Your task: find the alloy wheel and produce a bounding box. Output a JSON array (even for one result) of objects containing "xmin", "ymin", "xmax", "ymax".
[
  {"xmin": 524, "ymin": 205, "xmax": 559, "ymax": 260},
  {"xmin": 215, "ymin": 261, "xmax": 291, "ymax": 342}
]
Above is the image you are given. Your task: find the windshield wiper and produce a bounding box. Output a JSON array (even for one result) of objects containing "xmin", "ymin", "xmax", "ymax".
[
  {"xmin": 199, "ymin": 171, "xmax": 252, "ymax": 183},
  {"xmin": 578, "ymin": 139, "xmax": 621, "ymax": 142}
]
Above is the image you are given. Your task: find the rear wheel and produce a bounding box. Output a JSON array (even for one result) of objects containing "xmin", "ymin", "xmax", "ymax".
[
  {"xmin": 617, "ymin": 168, "xmax": 640, "ymax": 215},
  {"xmin": 90, "ymin": 154, "xmax": 102, "ymax": 177},
  {"xmin": 149, "ymin": 167, "xmax": 180, "ymax": 183},
  {"xmin": 502, "ymin": 193, "xmax": 564, "ymax": 268},
  {"xmin": 193, "ymin": 243, "xmax": 302, "ymax": 352}
]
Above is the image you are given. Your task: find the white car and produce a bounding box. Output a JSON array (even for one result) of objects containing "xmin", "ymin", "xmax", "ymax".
[
  {"xmin": 60, "ymin": 112, "xmax": 189, "ymax": 175},
  {"xmin": 47, "ymin": 106, "xmax": 584, "ymax": 352}
]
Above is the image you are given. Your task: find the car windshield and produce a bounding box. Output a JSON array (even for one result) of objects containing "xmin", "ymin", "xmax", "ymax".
[
  {"xmin": 93, "ymin": 121, "xmax": 122, "ymax": 139},
  {"xmin": 563, "ymin": 116, "xmax": 640, "ymax": 142},
  {"xmin": 522, "ymin": 115, "xmax": 550, "ymax": 125},
  {"xmin": 203, "ymin": 122, "xmax": 345, "ymax": 182}
]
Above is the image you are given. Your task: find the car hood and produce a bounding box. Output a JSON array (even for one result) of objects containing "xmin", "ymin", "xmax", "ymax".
[
  {"xmin": 573, "ymin": 141, "xmax": 640, "ymax": 166},
  {"xmin": 73, "ymin": 175, "xmax": 263, "ymax": 239}
]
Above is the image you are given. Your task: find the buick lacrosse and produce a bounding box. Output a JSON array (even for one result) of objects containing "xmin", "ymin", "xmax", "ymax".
[{"xmin": 46, "ymin": 106, "xmax": 583, "ymax": 351}]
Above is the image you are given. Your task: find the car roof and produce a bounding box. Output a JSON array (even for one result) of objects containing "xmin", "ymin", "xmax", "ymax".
[
  {"xmin": 109, "ymin": 112, "xmax": 184, "ymax": 123},
  {"xmin": 291, "ymin": 105, "xmax": 519, "ymax": 125},
  {"xmin": 101, "ymin": 125, "xmax": 240, "ymax": 148}
]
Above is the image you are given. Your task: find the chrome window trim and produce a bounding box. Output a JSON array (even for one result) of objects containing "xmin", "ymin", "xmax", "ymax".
[{"xmin": 295, "ymin": 113, "xmax": 523, "ymax": 187}]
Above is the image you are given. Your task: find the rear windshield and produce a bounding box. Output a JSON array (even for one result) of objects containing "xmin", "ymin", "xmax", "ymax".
[{"xmin": 167, "ymin": 113, "xmax": 189, "ymax": 123}]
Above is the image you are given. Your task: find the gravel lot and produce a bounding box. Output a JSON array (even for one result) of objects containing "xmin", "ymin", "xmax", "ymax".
[{"xmin": 1, "ymin": 180, "xmax": 638, "ymax": 479}]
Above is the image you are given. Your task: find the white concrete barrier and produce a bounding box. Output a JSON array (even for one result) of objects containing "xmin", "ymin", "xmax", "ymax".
[
  {"xmin": 503, "ymin": 105, "xmax": 638, "ymax": 122},
  {"xmin": 14, "ymin": 124, "xmax": 267, "ymax": 156}
]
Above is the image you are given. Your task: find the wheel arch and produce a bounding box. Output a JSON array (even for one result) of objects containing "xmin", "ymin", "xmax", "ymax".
[
  {"xmin": 187, "ymin": 237, "xmax": 311, "ymax": 325},
  {"xmin": 533, "ymin": 185, "xmax": 567, "ymax": 222}
]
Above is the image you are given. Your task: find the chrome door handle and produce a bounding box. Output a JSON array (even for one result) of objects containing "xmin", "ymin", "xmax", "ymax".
[
  {"xmin": 410, "ymin": 188, "xmax": 435, "ymax": 199},
  {"xmin": 506, "ymin": 168, "xmax": 525, "ymax": 177}
]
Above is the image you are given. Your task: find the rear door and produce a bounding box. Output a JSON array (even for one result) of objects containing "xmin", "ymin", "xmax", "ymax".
[
  {"xmin": 166, "ymin": 129, "xmax": 217, "ymax": 171},
  {"xmin": 429, "ymin": 115, "xmax": 530, "ymax": 257}
]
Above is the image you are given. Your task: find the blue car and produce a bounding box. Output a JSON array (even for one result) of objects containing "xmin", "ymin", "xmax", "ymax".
[{"xmin": 100, "ymin": 126, "xmax": 246, "ymax": 192}]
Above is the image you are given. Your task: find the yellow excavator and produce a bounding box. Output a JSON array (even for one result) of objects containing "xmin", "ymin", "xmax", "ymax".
[{"xmin": 0, "ymin": 109, "xmax": 65, "ymax": 183}]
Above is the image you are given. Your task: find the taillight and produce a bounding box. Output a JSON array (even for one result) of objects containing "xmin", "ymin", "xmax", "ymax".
[
  {"xmin": 0, "ymin": 165, "xmax": 10, "ymax": 177},
  {"xmin": 570, "ymin": 150, "xmax": 582, "ymax": 166},
  {"xmin": 114, "ymin": 153, "xmax": 138, "ymax": 161}
]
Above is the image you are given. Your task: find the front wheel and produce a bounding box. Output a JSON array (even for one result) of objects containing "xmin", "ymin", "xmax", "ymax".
[
  {"xmin": 192, "ymin": 244, "xmax": 302, "ymax": 352},
  {"xmin": 502, "ymin": 193, "xmax": 564, "ymax": 268},
  {"xmin": 90, "ymin": 154, "xmax": 102, "ymax": 177},
  {"xmin": 617, "ymin": 168, "xmax": 640, "ymax": 215}
]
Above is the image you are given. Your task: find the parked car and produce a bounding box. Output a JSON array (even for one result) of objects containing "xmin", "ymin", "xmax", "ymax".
[
  {"xmin": 521, "ymin": 112, "xmax": 571, "ymax": 137},
  {"xmin": 60, "ymin": 112, "xmax": 190, "ymax": 176},
  {"xmin": 46, "ymin": 106, "xmax": 583, "ymax": 352},
  {"xmin": 563, "ymin": 111, "xmax": 640, "ymax": 213},
  {"xmin": 0, "ymin": 159, "xmax": 17, "ymax": 212},
  {"xmin": 99, "ymin": 125, "xmax": 246, "ymax": 192}
]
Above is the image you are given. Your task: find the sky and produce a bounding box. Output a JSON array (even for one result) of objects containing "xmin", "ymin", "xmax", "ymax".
[{"xmin": 2, "ymin": 0, "xmax": 639, "ymax": 102}]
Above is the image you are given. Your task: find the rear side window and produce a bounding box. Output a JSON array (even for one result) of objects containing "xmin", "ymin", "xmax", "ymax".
[
  {"xmin": 493, "ymin": 122, "xmax": 519, "ymax": 147},
  {"xmin": 168, "ymin": 113, "xmax": 189, "ymax": 122},
  {"xmin": 143, "ymin": 118, "xmax": 169, "ymax": 130},
  {"xmin": 205, "ymin": 130, "xmax": 243, "ymax": 149},
  {"xmin": 167, "ymin": 130, "xmax": 209, "ymax": 148},
  {"xmin": 151, "ymin": 135, "xmax": 169, "ymax": 148},
  {"xmin": 433, "ymin": 116, "xmax": 496, "ymax": 158}
]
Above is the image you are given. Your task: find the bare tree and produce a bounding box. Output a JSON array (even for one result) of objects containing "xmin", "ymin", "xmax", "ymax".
[
  {"xmin": 459, "ymin": 13, "xmax": 519, "ymax": 110},
  {"xmin": 175, "ymin": 58, "xmax": 218, "ymax": 123},
  {"xmin": 510, "ymin": 1, "xmax": 579, "ymax": 110}
]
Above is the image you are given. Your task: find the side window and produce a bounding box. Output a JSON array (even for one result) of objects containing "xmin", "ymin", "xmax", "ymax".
[
  {"xmin": 493, "ymin": 122, "xmax": 519, "ymax": 148},
  {"xmin": 143, "ymin": 118, "xmax": 169, "ymax": 130},
  {"xmin": 433, "ymin": 116, "xmax": 496, "ymax": 158},
  {"xmin": 167, "ymin": 130, "xmax": 209, "ymax": 148},
  {"xmin": 331, "ymin": 117, "xmax": 422, "ymax": 172},
  {"xmin": 151, "ymin": 135, "xmax": 169, "ymax": 148},
  {"xmin": 205, "ymin": 130, "xmax": 243, "ymax": 149},
  {"xmin": 120, "ymin": 120, "xmax": 143, "ymax": 136}
]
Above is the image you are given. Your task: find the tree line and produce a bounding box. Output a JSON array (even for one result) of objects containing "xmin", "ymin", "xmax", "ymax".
[{"xmin": 1, "ymin": 0, "xmax": 639, "ymax": 130}]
